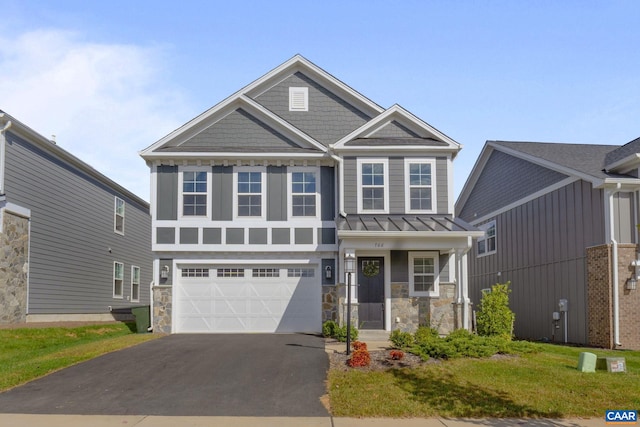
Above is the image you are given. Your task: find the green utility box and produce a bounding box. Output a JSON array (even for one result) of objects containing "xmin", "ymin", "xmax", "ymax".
[
  {"xmin": 577, "ymin": 352, "xmax": 597, "ymax": 372},
  {"xmin": 131, "ymin": 306, "xmax": 151, "ymax": 333}
]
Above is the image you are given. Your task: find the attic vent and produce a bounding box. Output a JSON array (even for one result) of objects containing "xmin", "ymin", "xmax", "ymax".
[{"xmin": 289, "ymin": 87, "xmax": 308, "ymax": 111}]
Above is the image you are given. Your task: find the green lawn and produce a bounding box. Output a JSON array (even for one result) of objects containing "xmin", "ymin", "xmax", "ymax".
[
  {"xmin": 329, "ymin": 343, "xmax": 640, "ymax": 418},
  {"xmin": 0, "ymin": 323, "xmax": 161, "ymax": 391}
]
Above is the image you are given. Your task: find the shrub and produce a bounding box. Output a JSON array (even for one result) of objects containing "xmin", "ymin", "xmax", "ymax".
[
  {"xmin": 476, "ymin": 282, "xmax": 515, "ymax": 340},
  {"xmin": 347, "ymin": 349, "xmax": 371, "ymax": 367},
  {"xmin": 389, "ymin": 329, "xmax": 414, "ymax": 349},
  {"xmin": 352, "ymin": 341, "xmax": 367, "ymax": 351},
  {"xmin": 322, "ymin": 320, "xmax": 338, "ymax": 338},
  {"xmin": 389, "ymin": 350, "xmax": 405, "ymax": 360},
  {"xmin": 334, "ymin": 324, "xmax": 358, "ymax": 343},
  {"xmin": 414, "ymin": 326, "xmax": 439, "ymax": 345}
]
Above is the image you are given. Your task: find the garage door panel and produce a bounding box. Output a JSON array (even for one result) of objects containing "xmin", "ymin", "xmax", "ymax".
[{"xmin": 176, "ymin": 267, "xmax": 321, "ymax": 333}]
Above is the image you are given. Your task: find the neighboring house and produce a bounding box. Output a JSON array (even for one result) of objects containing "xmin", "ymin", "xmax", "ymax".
[
  {"xmin": 0, "ymin": 111, "xmax": 152, "ymax": 324},
  {"xmin": 140, "ymin": 55, "xmax": 482, "ymax": 334},
  {"xmin": 456, "ymin": 139, "xmax": 640, "ymax": 350}
]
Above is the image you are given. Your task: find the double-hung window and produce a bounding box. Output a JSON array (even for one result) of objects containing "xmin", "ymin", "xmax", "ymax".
[
  {"xmin": 405, "ymin": 159, "xmax": 436, "ymax": 213},
  {"xmin": 477, "ymin": 220, "xmax": 497, "ymax": 256},
  {"xmin": 237, "ymin": 171, "xmax": 263, "ymax": 217},
  {"xmin": 113, "ymin": 262, "xmax": 124, "ymax": 298},
  {"xmin": 357, "ymin": 159, "xmax": 388, "ymax": 213},
  {"xmin": 131, "ymin": 266, "xmax": 140, "ymax": 302},
  {"xmin": 409, "ymin": 252, "xmax": 439, "ymax": 297},
  {"xmin": 114, "ymin": 197, "xmax": 125, "ymax": 234},
  {"xmin": 182, "ymin": 171, "xmax": 207, "ymax": 216},
  {"xmin": 291, "ymin": 170, "xmax": 317, "ymax": 217}
]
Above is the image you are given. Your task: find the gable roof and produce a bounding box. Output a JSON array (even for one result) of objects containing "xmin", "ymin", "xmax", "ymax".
[
  {"xmin": 604, "ymin": 136, "xmax": 640, "ymax": 173},
  {"xmin": 140, "ymin": 55, "xmax": 386, "ymax": 159},
  {"xmin": 331, "ymin": 104, "xmax": 461, "ymax": 156},
  {"xmin": 456, "ymin": 140, "xmax": 639, "ymax": 221}
]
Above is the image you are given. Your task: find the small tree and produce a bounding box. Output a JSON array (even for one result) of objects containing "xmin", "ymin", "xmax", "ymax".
[{"xmin": 476, "ymin": 282, "xmax": 515, "ymax": 340}]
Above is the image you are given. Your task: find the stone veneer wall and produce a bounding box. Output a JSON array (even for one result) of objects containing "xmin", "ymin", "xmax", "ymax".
[
  {"xmin": 152, "ymin": 285, "xmax": 172, "ymax": 333},
  {"xmin": 390, "ymin": 282, "xmax": 460, "ymax": 335},
  {"xmin": 0, "ymin": 211, "xmax": 29, "ymax": 324},
  {"xmin": 322, "ymin": 285, "xmax": 338, "ymax": 322},
  {"xmin": 587, "ymin": 244, "xmax": 640, "ymax": 350}
]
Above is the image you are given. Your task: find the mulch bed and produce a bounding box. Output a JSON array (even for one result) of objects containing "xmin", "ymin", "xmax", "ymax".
[{"xmin": 328, "ymin": 347, "xmax": 439, "ymax": 371}]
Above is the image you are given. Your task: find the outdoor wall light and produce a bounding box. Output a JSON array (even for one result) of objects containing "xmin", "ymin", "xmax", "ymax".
[
  {"xmin": 160, "ymin": 265, "xmax": 170, "ymax": 279},
  {"xmin": 626, "ymin": 277, "xmax": 637, "ymax": 291},
  {"xmin": 325, "ymin": 265, "xmax": 332, "ymax": 280},
  {"xmin": 630, "ymin": 259, "xmax": 640, "ymax": 280}
]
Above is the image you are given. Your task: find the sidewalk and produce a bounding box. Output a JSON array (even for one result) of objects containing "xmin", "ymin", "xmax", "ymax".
[{"xmin": 0, "ymin": 414, "xmax": 606, "ymax": 426}]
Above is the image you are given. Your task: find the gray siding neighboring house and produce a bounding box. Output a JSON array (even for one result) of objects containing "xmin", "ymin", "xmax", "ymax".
[
  {"xmin": 0, "ymin": 111, "xmax": 152, "ymax": 324},
  {"xmin": 456, "ymin": 140, "xmax": 640, "ymax": 350},
  {"xmin": 141, "ymin": 55, "xmax": 482, "ymax": 335}
]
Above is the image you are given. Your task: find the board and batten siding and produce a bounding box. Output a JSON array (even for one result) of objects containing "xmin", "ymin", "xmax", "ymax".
[
  {"xmin": 343, "ymin": 156, "xmax": 450, "ymax": 215},
  {"xmin": 3, "ymin": 131, "xmax": 152, "ymax": 314},
  {"xmin": 467, "ymin": 180, "xmax": 605, "ymax": 345}
]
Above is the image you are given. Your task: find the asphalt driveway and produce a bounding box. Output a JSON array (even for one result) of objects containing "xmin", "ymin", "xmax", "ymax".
[{"xmin": 0, "ymin": 334, "xmax": 329, "ymax": 416}]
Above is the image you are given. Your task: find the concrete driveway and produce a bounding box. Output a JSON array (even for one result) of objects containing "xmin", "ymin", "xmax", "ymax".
[{"xmin": 0, "ymin": 334, "xmax": 329, "ymax": 417}]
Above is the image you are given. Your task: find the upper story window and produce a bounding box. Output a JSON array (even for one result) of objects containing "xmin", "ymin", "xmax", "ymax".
[
  {"xmin": 405, "ymin": 159, "xmax": 436, "ymax": 213},
  {"xmin": 477, "ymin": 220, "xmax": 497, "ymax": 257},
  {"xmin": 289, "ymin": 87, "xmax": 308, "ymax": 111},
  {"xmin": 357, "ymin": 158, "xmax": 389, "ymax": 213},
  {"xmin": 291, "ymin": 170, "xmax": 317, "ymax": 217},
  {"xmin": 182, "ymin": 170, "xmax": 208, "ymax": 216},
  {"xmin": 409, "ymin": 251, "xmax": 439, "ymax": 297},
  {"xmin": 237, "ymin": 170, "xmax": 263, "ymax": 217},
  {"xmin": 114, "ymin": 197, "xmax": 125, "ymax": 235}
]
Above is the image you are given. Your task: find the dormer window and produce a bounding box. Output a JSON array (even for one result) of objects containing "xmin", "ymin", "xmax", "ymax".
[{"xmin": 289, "ymin": 87, "xmax": 308, "ymax": 111}]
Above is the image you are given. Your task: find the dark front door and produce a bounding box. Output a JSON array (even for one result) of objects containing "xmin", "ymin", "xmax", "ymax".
[{"xmin": 358, "ymin": 257, "xmax": 384, "ymax": 329}]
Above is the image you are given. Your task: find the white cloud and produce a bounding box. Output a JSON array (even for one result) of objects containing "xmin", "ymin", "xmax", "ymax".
[{"xmin": 0, "ymin": 29, "xmax": 189, "ymax": 201}]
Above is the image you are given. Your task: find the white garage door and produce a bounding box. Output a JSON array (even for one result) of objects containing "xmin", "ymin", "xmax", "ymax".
[{"xmin": 175, "ymin": 266, "xmax": 321, "ymax": 333}]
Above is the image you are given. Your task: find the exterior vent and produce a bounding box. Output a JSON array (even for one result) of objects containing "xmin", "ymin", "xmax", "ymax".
[{"xmin": 289, "ymin": 87, "xmax": 308, "ymax": 111}]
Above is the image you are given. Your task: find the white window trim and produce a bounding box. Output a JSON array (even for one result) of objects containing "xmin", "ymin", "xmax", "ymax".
[
  {"xmin": 113, "ymin": 261, "xmax": 124, "ymax": 299},
  {"xmin": 289, "ymin": 87, "xmax": 308, "ymax": 111},
  {"xmin": 477, "ymin": 220, "xmax": 497, "ymax": 257},
  {"xmin": 114, "ymin": 197, "xmax": 125, "ymax": 235},
  {"xmin": 408, "ymin": 251, "xmax": 439, "ymax": 297},
  {"xmin": 233, "ymin": 167, "xmax": 266, "ymax": 220},
  {"xmin": 178, "ymin": 167, "xmax": 211, "ymax": 219},
  {"xmin": 287, "ymin": 167, "xmax": 320, "ymax": 220},
  {"xmin": 404, "ymin": 158, "xmax": 437, "ymax": 214},
  {"xmin": 356, "ymin": 158, "xmax": 389, "ymax": 214},
  {"xmin": 130, "ymin": 265, "xmax": 140, "ymax": 302}
]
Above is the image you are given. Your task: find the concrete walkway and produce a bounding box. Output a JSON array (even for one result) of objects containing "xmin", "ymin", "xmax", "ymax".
[{"xmin": 0, "ymin": 414, "xmax": 605, "ymax": 426}]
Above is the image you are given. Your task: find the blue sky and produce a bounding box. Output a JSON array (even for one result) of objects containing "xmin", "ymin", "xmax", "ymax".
[{"xmin": 1, "ymin": 1, "xmax": 639, "ymax": 201}]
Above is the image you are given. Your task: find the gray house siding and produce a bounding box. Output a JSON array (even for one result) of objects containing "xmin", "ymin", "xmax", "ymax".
[
  {"xmin": 467, "ymin": 180, "xmax": 605, "ymax": 344},
  {"xmin": 212, "ymin": 166, "xmax": 233, "ymax": 221},
  {"xmin": 267, "ymin": 166, "xmax": 287, "ymax": 221},
  {"xmin": 4, "ymin": 131, "xmax": 152, "ymax": 314},
  {"xmin": 320, "ymin": 166, "xmax": 335, "ymax": 221},
  {"xmin": 157, "ymin": 165, "xmax": 177, "ymax": 220},
  {"xmin": 180, "ymin": 108, "xmax": 301, "ymax": 150},
  {"xmin": 254, "ymin": 72, "xmax": 371, "ymax": 145},
  {"xmin": 391, "ymin": 250, "xmax": 450, "ymax": 282},
  {"xmin": 613, "ymin": 192, "xmax": 636, "ymax": 243},
  {"xmin": 369, "ymin": 121, "xmax": 420, "ymax": 138},
  {"xmin": 458, "ymin": 150, "xmax": 569, "ymax": 222}
]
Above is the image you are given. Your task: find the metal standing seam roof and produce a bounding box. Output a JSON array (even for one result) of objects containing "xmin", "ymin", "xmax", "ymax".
[{"xmin": 337, "ymin": 215, "xmax": 480, "ymax": 234}]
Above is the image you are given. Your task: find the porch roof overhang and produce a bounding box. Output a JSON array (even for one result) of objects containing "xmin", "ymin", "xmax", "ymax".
[{"xmin": 337, "ymin": 215, "xmax": 484, "ymax": 239}]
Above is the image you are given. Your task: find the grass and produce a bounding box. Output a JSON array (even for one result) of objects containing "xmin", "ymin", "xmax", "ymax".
[
  {"xmin": 0, "ymin": 323, "xmax": 161, "ymax": 391},
  {"xmin": 329, "ymin": 343, "xmax": 640, "ymax": 418}
]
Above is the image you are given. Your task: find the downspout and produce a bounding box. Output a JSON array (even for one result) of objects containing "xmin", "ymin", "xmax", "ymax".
[
  {"xmin": 0, "ymin": 118, "xmax": 12, "ymax": 194},
  {"xmin": 147, "ymin": 280, "xmax": 155, "ymax": 332},
  {"xmin": 607, "ymin": 185, "xmax": 621, "ymax": 347},
  {"xmin": 329, "ymin": 150, "xmax": 347, "ymax": 217},
  {"xmin": 457, "ymin": 236, "xmax": 473, "ymax": 330}
]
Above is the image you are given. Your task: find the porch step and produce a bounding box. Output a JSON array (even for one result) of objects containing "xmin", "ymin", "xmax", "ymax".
[{"xmin": 358, "ymin": 330, "xmax": 391, "ymax": 342}]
